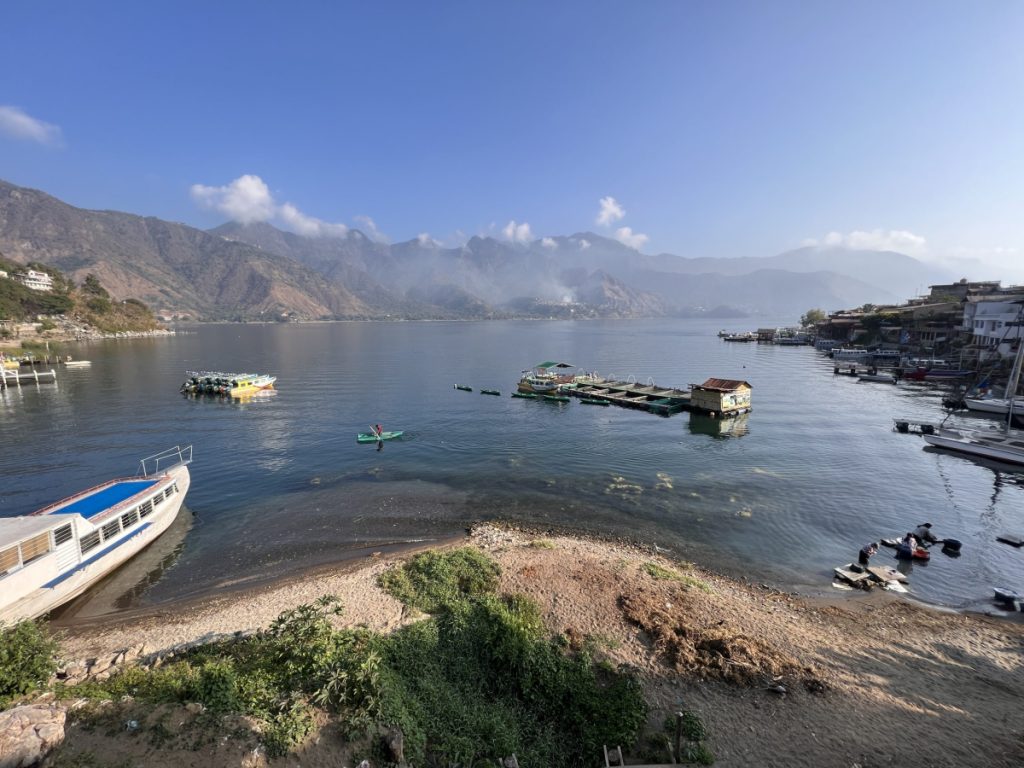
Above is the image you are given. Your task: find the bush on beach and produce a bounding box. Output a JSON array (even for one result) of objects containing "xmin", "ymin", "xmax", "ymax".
[
  {"xmin": 52, "ymin": 548, "xmax": 650, "ymax": 766},
  {"xmin": 0, "ymin": 620, "xmax": 60, "ymax": 709}
]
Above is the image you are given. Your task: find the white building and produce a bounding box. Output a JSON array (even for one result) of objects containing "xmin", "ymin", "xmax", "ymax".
[
  {"xmin": 14, "ymin": 270, "xmax": 53, "ymax": 292},
  {"xmin": 962, "ymin": 293, "xmax": 1024, "ymax": 360}
]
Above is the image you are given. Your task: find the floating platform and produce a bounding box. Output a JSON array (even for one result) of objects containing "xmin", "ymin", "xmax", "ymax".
[
  {"xmin": 0, "ymin": 368, "xmax": 56, "ymax": 388},
  {"xmin": 893, "ymin": 419, "xmax": 938, "ymax": 435},
  {"xmin": 568, "ymin": 379, "xmax": 691, "ymax": 415}
]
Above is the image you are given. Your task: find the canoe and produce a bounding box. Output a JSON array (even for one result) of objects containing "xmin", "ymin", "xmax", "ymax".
[
  {"xmin": 579, "ymin": 398, "xmax": 610, "ymax": 405},
  {"xmin": 511, "ymin": 392, "xmax": 537, "ymax": 399},
  {"xmin": 454, "ymin": 385, "xmax": 472, "ymax": 391},
  {"xmin": 356, "ymin": 431, "xmax": 404, "ymax": 443},
  {"xmin": 543, "ymin": 394, "xmax": 571, "ymax": 402},
  {"xmin": 480, "ymin": 389, "xmax": 501, "ymax": 396}
]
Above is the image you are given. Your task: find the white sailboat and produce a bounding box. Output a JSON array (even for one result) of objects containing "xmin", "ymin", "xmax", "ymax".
[{"xmin": 924, "ymin": 317, "xmax": 1024, "ymax": 467}]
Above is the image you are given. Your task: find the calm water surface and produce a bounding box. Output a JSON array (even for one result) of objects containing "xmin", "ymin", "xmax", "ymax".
[{"xmin": 1, "ymin": 320, "xmax": 1022, "ymax": 616}]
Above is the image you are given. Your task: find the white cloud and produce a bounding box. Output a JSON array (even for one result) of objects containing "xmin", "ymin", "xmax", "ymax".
[
  {"xmin": 541, "ymin": 237, "xmax": 558, "ymax": 249},
  {"xmin": 354, "ymin": 215, "xmax": 389, "ymax": 243},
  {"xmin": 577, "ymin": 238, "xmax": 591, "ymax": 250},
  {"xmin": 0, "ymin": 105, "xmax": 63, "ymax": 146},
  {"xmin": 279, "ymin": 202, "xmax": 348, "ymax": 238},
  {"xmin": 503, "ymin": 220, "xmax": 533, "ymax": 243},
  {"xmin": 596, "ymin": 196, "xmax": 625, "ymax": 227},
  {"xmin": 804, "ymin": 229, "xmax": 928, "ymax": 256},
  {"xmin": 191, "ymin": 175, "xmax": 277, "ymax": 224},
  {"xmin": 417, "ymin": 232, "xmax": 440, "ymax": 247},
  {"xmin": 191, "ymin": 174, "xmax": 349, "ymax": 237},
  {"xmin": 614, "ymin": 226, "xmax": 649, "ymax": 249}
]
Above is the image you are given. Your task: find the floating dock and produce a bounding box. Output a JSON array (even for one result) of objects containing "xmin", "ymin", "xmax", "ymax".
[
  {"xmin": 0, "ymin": 368, "xmax": 57, "ymax": 388},
  {"xmin": 567, "ymin": 379, "xmax": 692, "ymax": 415}
]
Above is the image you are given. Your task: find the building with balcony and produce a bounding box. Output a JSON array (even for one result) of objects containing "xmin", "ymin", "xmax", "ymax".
[{"xmin": 14, "ymin": 270, "xmax": 53, "ymax": 292}]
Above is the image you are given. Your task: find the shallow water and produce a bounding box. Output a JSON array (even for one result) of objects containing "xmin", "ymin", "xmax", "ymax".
[{"xmin": 1, "ymin": 319, "xmax": 1021, "ymax": 615}]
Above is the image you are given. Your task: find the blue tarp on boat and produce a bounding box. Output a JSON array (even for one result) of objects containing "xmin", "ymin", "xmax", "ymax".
[{"xmin": 53, "ymin": 480, "xmax": 157, "ymax": 520}]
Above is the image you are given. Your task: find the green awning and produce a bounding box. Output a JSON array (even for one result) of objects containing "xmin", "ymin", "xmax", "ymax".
[{"xmin": 535, "ymin": 361, "xmax": 574, "ymax": 369}]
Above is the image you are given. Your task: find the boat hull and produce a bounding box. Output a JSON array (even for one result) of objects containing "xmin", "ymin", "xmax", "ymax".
[
  {"xmin": 356, "ymin": 431, "xmax": 404, "ymax": 443},
  {"xmin": 923, "ymin": 430, "xmax": 1024, "ymax": 466}
]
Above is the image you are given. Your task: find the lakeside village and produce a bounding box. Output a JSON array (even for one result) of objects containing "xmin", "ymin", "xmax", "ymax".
[{"xmin": 723, "ymin": 277, "xmax": 1024, "ymax": 400}]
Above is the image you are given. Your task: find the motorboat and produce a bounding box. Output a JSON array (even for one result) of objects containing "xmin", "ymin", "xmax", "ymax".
[
  {"xmin": 0, "ymin": 446, "xmax": 192, "ymax": 623},
  {"xmin": 963, "ymin": 396, "xmax": 1024, "ymax": 415}
]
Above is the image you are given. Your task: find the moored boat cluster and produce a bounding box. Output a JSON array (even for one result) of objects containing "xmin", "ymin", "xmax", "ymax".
[{"xmin": 180, "ymin": 370, "xmax": 277, "ymax": 397}]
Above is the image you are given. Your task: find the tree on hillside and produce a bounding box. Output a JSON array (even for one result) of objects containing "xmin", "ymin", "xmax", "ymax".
[
  {"xmin": 800, "ymin": 308, "xmax": 826, "ymax": 328},
  {"xmin": 81, "ymin": 273, "xmax": 109, "ymax": 298}
]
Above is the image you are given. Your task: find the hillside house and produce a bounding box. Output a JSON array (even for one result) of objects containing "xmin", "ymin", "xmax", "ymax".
[
  {"xmin": 691, "ymin": 378, "xmax": 752, "ymax": 416},
  {"xmin": 14, "ymin": 270, "xmax": 53, "ymax": 292}
]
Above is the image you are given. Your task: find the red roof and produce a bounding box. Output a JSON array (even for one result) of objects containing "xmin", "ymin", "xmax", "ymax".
[{"xmin": 697, "ymin": 378, "xmax": 752, "ymax": 391}]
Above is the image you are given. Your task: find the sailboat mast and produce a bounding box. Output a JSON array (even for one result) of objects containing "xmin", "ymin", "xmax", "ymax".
[{"xmin": 1004, "ymin": 303, "xmax": 1024, "ymax": 432}]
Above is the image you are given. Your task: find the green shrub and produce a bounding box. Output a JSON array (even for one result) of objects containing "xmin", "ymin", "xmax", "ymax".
[
  {"xmin": 262, "ymin": 698, "xmax": 314, "ymax": 757},
  {"xmin": 0, "ymin": 621, "xmax": 60, "ymax": 707},
  {"xmin": 378, "ymin": 547, "xmax": 501, "ymax": 613},
  {"xmin": 197, "ymin": 660, "xmax": 240, "ymax": 713}
]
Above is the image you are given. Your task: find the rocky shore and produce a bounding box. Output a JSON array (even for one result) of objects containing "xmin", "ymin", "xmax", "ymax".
[{"xmin": 7, "ymin": 524, "xmax": 1024, "ymax": 767}]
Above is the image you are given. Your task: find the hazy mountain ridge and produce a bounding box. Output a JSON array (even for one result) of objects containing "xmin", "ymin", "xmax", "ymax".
[
  {"xmin": 0, "ymin": 178, "xmax": 951, "ymax": 320},
  {"xmin": 0, "ymin": 180, "xmax": 374, "ymax": 320}
]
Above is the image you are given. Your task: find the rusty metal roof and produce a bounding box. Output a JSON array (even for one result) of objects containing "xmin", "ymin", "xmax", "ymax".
[{"xmin": 697, "ymin": 378, "xmax": 751, "ymax": 391}]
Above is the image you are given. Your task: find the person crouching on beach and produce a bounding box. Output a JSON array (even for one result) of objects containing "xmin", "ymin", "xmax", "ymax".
[{"xmin": 859, "ymin": 542, "xmax": 878, "ymax": 566}]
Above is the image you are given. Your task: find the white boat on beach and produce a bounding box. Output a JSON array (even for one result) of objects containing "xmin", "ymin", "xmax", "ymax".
[{"xmin": 0, "ymin": 445, "xmax": 192, "ymax": 623}]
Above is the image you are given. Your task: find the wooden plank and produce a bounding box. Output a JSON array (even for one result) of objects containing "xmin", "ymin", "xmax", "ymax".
[
  {"xmin": 834, "ymin": 564, "xmax": 872, "ymax": 584},
  {"xmin": 867, "ymin": 565, "xmax": 908, "ymax": 583}
]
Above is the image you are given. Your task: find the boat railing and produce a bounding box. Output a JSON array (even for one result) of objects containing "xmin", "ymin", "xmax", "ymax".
[{"xmin": 138, "ymin": 445, "xmax": 193, "ymax": 477}]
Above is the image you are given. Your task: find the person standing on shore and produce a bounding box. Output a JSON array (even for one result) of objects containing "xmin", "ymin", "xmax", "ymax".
[{"xmin": 858, "ymin": 542, "xmax": 878, "ymax": 566}]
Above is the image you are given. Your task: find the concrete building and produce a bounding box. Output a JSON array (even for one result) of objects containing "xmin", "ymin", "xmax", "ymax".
[
  {"xmin": 961, "ymin": 293, "xmax": 1024, "ymax": 361},
  {"xmin": 14, "ymin": 270, "xmax": 53, "ymax": 292}
]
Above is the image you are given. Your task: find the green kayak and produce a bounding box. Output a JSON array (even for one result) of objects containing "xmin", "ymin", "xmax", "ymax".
[
  {"xmin": 454, "ymin": 384, "xmax": 472, "ymax": 391},
  {"xmin": 357, "ymin": 431, "xmax": 404, "ymax": 443},
  {"xmin": 480, "ymin": 389, "xmax": 501, "ymax": 396},
  {"xmin": 543, "ymin": 394, "xmax": 571, "ymax": 402},
  {"xmin": 579, "ymin": 398, "xmax": 610, "ymax": 405},
  {"xmin": 511, "ymin": 392, "xmax": 537, "ymax": 399}
]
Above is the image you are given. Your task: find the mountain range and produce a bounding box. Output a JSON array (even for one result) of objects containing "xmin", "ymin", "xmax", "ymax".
[{"xmin": 0, "ymin": 178, "xmax": 954, "ymax": 321}]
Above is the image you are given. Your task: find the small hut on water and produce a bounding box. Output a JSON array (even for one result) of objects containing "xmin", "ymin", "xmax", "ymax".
[{"xmin": 690, "ymin": 378, "xmax": 752, "ymax": 416}]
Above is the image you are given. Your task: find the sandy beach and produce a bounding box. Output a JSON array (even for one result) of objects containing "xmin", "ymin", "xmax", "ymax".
[{"xmin": 47, "ymin": 524, "xmax": 1024, "ymax": 767}]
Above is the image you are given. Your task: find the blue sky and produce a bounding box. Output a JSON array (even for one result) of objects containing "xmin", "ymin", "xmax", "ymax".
[{"xmin": 1, "ymin": 1, "xmax": 1022, "ymax": 278}]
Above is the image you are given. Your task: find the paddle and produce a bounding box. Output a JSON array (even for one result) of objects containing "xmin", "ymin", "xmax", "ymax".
[{"xmin": 370, "ymin": 424, "xmax": 382, "ymax": 442}]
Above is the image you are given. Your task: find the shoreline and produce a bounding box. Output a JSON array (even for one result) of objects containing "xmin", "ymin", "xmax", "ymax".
[{"xmin": 43, "ymin": 522, "xmax": 1024, "ymax": 767}]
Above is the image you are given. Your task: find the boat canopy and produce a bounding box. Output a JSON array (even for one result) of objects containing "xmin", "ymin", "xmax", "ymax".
[
  {"xmin": 533, "ymin": 361, "xmax": 575, "ymax": 369},
  {"xmin": 0, "ymin": 514, "xmax": 79, "ymax": 548}
]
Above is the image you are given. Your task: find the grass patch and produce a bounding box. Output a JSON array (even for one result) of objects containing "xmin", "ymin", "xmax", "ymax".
[
  {"xmin": 643, "ymin": 562, "xmax": 711, "ymax": 591},
  {"xmin": 528, "ymin": 539, "xmax": 556, "ymax": 549},
  {"xmin": 377, "ymin": 547, "xmax": 501, "ymax": 613}
]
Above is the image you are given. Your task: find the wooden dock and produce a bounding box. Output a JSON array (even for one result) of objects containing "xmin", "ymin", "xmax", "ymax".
[
  {"xmin": 0, "ymin": 368, "xmax": 57, "ymax": 388},
  {"xmin": 567, "ymin": 379, "xmax": 692, "ymax": 415}
]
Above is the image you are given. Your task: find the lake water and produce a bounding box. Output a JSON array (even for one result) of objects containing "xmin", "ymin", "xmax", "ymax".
[{"xmin": 2, "ymin": 319, "xmax": 1022, "ymax": 617}]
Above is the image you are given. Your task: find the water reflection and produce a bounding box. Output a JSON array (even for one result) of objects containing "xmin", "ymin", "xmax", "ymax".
[{"xmin": 688, "ymin": 412, "xmax": 750, "ymax": 438}]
